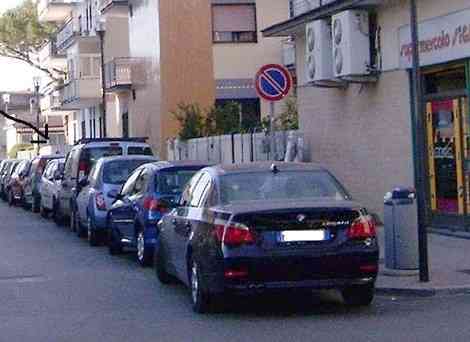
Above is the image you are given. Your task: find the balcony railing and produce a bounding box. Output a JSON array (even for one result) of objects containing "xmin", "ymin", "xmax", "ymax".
[
  {"xmin": 37, "ymin": 0, "xmax": 77, "ymax": 22},
  {"xmin": 56, "ymin": 17, "xmax": 80, "ymax": 51},
  {"xmin": 290, "ymin": 0, "xmax": 335, "ymax": 17},
  {"xmin": 99, "ymin": 0, "xmax": 128, "ymax": 13},
  {"xmin": 104, "ymin": 58, "xmax": 144, "ymax": 89},
  {"xmin": 282, "ymin": 39, "xmax": 296, "ymax": 68}
]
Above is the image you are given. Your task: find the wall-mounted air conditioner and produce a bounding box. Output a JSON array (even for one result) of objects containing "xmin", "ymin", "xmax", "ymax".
[
  {"xmin": 305, "ymin": 19, "xmax": 333, "ymax": 82},
  {"xmin": 332, "ymin": 10, "xmax": 370, "ymax": 78}
]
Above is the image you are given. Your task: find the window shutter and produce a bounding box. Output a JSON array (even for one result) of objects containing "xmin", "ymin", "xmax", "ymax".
[{"xmin": 212, "ymin": 5, "xmax": 256, "ymax": 32}]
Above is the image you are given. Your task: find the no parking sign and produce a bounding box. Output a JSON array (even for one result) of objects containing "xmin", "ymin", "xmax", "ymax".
[{"xmin": 255, "ymin": 64, "xmax": 292, "ymax": 102}]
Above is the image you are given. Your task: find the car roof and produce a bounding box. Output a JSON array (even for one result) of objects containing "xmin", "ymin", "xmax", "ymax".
[
  {"xmin": 208, "ymin": 162, "xmax": 327, "ymax": 176},
  {"xmin": 73, "ymin": 138, "xmax": 150, "ymax": 149},
  {"xmin": 98, "ymin": 155, "xmax": 157, "ymax": 164},
  {"xmin": 147, "ymin": 160, "xmax": 210, "ymax": 171}
]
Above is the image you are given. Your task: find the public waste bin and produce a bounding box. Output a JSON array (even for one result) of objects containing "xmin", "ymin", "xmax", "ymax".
[{"xmin": 383, "ymin": 188, "xmax": 419, "ymax": 270}]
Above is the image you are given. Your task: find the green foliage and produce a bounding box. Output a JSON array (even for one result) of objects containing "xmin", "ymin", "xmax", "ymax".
[
  {"xmin": 206, "ymin": 101, "xmax": 241, "ymax": 135},
  {"xmin": 8, "ymin": 143, "xmax": 33, "ymax": 159},
  {"xmin": 171, "ymin": 103, "xmax": 206, "ymax": 140},
  {"xmin": 276, "ymin": 95, "xmax": 299, "ymax": 130},
  {"xmin": 0, "ymin": 0, "xmax": 58, "ymax": 78}
]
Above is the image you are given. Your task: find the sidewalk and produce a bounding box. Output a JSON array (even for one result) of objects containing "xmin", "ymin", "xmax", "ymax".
[{"xmin": 376, "ymin": 227, "xmax": 470, "ymax": 296}]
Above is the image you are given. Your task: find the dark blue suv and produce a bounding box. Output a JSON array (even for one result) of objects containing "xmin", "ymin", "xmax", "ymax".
[{"xmin": 107, "ymin": 161, "xmax": 208, "ymax": 266}]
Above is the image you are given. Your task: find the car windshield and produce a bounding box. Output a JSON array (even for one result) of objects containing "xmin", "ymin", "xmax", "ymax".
[
  {"xmin": 103, "ymin": 159, "xmax": 151, "ymax": 185},
  {"xmin": 156, "ymin": 169, "xmax": 199, "ymax": 195},
  {"xmin": 219, "ymin": 171, "xmax": 349, "ymax": 204}
]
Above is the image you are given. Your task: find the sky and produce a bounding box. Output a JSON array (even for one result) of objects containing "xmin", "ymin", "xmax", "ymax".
[{"xmin": 0, "ymin": 0, "xmax": 39, "ymax": 92}]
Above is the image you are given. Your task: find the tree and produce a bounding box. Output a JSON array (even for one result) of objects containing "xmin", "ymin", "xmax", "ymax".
[
  {"xmin": 276, "ymin": 95, "xmax": 299, "ymax": 130},
  {"xmin": 0, "ymin": 0, "xmax": 63, "ymax": 81},
  {"xmin": 206, "ymin": 101, "xmax": 241, "ymax": 135},
  {"xmin": 171, "ymin": 103, "xmax": 206, "ymax": 141}
]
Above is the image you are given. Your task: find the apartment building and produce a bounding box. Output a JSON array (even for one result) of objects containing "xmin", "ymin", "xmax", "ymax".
[
  {"xmin": 38, "ymin": 0, "xmax": 130, "ymax": 145},
  {"xmin": 264, "ymin": 0, "xmax": 470, "ymax": 229}
]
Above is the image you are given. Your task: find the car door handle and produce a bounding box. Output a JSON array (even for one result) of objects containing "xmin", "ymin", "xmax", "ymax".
[{"xmin": 171, "ymin": 218, "xmax": 177, "ymax": 225}]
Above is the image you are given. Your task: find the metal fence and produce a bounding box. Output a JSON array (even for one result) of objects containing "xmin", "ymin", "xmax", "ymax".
[{"xmin": 167, "ymin": 130, "xmax": 306, "ymax": 164}]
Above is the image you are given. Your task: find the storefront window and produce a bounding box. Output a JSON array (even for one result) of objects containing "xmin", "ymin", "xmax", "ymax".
[{"xmin": 424, "ymin": 67, "xmax": 466, "ymax": 95}]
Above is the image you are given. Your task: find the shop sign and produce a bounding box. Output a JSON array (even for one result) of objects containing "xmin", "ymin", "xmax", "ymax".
[{"xmin": 399, "ymin": 8, "xmax": 470, "ymax": 69}]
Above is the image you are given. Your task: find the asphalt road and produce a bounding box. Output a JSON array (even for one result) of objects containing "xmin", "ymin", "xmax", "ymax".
[{"xmin": 1, "ymin": 201, "xmax": 470, "ymax": 342}]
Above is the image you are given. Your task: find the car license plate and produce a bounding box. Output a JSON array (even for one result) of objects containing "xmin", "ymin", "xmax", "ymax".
[{"xmin": 278, "ymin": 230, "xmax": 329, "ymax": 242}]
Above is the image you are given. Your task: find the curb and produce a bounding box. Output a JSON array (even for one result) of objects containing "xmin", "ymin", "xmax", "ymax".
[
  {"xmin": 428, "ymin": 228, "xmax": 470, "ymax": 240},
  {"xmin": 376, "ymin": 285, "xmax": 470, "ymax": 297}
]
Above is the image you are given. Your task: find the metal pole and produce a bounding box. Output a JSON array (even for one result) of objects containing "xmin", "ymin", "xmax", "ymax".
[
  {"xmin": 99, "ymin": 30, "xmax": 107, "ymax": 138},
  {"xmin": 410, "ymin": 0, "xmax": 430, "ymax": 282},
  {"xmin": 269, "ymin": 101, "xmax": 275, "ymax": 161}
]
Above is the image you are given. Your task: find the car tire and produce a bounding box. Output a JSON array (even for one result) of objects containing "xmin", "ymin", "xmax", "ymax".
[
  {"xmin": 87, "ymin": 216, "xmax": 99, "ymax": 247},
  {"xmin": 74, "ymin": 211, "xmax": 85, "ymax": 238},
  {"xmin": 154, "ymin": 240, "xmax": 175, "ymax": 285},
  {"xmin": 137, "ymin": 230, "xmax": 152, "ymax": 267},
  {"xmin": 53, "ymin": 200, "xmax": 64, "ymax": 226},
  {"xmin": 190, "ymin": 259, "xmax": 212, "ymax": 314},
  {"xmin": 342, "ymin": 284, "xmax": 375, "ymax": 307},
  {"xmin": 40, "ymin": 204, "xmax": 49, "ymax": 218},
  {"xmin": 32, "ymin": 195, "xmax": 40, "ymax": 213},
  {"xmin": 108, "ymin": 228, "xmax": 123, "ymax": 255}
]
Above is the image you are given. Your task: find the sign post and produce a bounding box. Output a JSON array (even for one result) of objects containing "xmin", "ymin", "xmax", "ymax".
[{"xmin": 255, "ymin": 64, "xmax": 292, "ymax": 160}]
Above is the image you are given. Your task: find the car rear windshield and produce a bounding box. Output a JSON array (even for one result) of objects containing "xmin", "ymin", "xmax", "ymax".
[
  {"xmin": 219, "ymin": 171, "xmax": 349, "ymax": 204},
  {"xmin": 128, "ymin": 146, "xmax": 153, "ymax": 156},
  {"xmin": 103, "ymin": 159, "xmax": 151, "ymax": 184},
  {"xmin": 156, "ymin": 169, "xmax": 199, "ymax": 195},
  {"xmin": 81, "ymin": 147, "xmax": 123, "ymax": 174}
]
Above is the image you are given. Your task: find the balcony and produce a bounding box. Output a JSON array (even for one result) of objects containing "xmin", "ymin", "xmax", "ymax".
[
  {"xmin": 104, "ymin": 58, "xmax": 145, "ymax": 90},
  {"xmin": 282, "ymin": 39, "xmax": 296, "ymax": 68},
  {"xmin": 99, "ymin": 0, "xmax": 129, "ymax": 16},
  {"xmin": 56, "ymin": 17, "xmax": 81, "ymax": 52},
  {"xmin": 38, "ymin": 0, "xmax": 77, "ymax": 23},
  {"xmin": 57, "ymin": 78, "xmax": 101, "ymax": 110},
  {"xmin": 290, "ymin": 0, "xmax": 336, "ymax": 17}
]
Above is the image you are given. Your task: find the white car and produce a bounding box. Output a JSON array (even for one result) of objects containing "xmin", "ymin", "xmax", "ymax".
[{"xmin": 39, "ymin": 158, "xmax": 65, "ymax": 220}]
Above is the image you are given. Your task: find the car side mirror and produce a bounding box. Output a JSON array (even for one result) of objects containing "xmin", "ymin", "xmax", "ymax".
[{"xmin": 107, "ymin": 189, "xmax": 120, "ymax": 199}]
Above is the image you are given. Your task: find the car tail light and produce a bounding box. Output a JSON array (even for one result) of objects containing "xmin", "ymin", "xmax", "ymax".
[
  {"xmin": 143, "ymin": 197, "xmax": 169, "ymax": 220},
  {"xmin": 95, "ymin": 192, "xmax": 106, "ymax": 211},
  {"xmin": 224, "ymin": 268, "xmax": 248, "ymax": 279},
  {"xmin": 79, "ymin": 161, "xmax": 89, "ymax": 174},
  {"xmin": 347, "ymin": 216, "xmax": 376, "ymax": 240},
  {"xmin": 360, "ymin": 264, "xmax": 378, "ymax": 273},
  {"xmin": 214, "ymin": 223, "xmax": 255, "ymax": 247}
]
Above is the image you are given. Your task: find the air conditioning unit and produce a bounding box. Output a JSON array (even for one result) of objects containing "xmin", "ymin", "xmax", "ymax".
[
  {"xmin": 305, "ymin": 20, "xmax": 333, "ymax": 82},
  {"xmin": 332, "ymin": 10, "xmax": 370, "ymax": 78}
]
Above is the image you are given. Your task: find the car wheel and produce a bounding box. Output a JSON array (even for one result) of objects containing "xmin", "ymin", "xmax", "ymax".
[
  {"xmin": 342, "ymin": 284, "xmax": 375, "ymax": 307},
  {"xmin": 154, "ymin": 240, "xmax": 175, "ymax": 284},
  {"xmin": 32, "ymin": 195, "xmax": 40, "ymax": 213},
  {"xmin": 190, "ymin": 259, "xmax": 212, "ymax": 314},
  {"xmin": 53, "ymin": 200, "xmax": 64, "ymax": 226},
  {"xmin": 74, "ymin": 211, "xmax": 85, "ymax": 238},
  {"xmin": 137, "ymin": 230, "xmax": 152, "ymax": 267},
  {"xmin": 108, "ymin": 228, "xmax": 123, "ymax": 255},
  {"xmin": 40, "ymin": 203, "xmax": 49, "ymax": 218},
  {"xmin": 8, "ymin": 191, "xmax": 14, "ymax": 206},
  {"xmin": 87, "ymin": 216, "xmax": 99, "ymax": 247}
]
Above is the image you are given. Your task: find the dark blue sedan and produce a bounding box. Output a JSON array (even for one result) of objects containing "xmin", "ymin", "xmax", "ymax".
[
  {"xmin": 107, "ymin": 161, "xmax": 209, "ymax": 266},
  {"xmin": 155, "ymin": 162, "xmax": 379, "ymax": 313}
]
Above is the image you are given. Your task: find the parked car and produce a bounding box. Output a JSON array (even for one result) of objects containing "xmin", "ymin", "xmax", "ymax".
[
  {"xmin": 7, "ymin": 159, "xmax": 32, "ymax": 206},
  {"xmin": 23, "ymin": 155, "xmax": 64, "ymax": 212},
  {"xmin": 39, "ymin": 158, "xmax": 65, "ymax": 220},
  {"xmin": 74, "ymin": 155, "xmax": 157, "ymax": 245},
  {"xmin": 0, "ymin": 160, "xmax": 11, "ymax": 198},
  {"xmin": 57, "ymin": 138, "xmax": 154, "ymax": 227},
  {"xmin": 0, "ymin": 160, "xmax": 20, "ymax": 200},
  {"xmin": 154, "ymin": 162, "xmax": 379, "ymax": 313},
  {"xmin": 108, "ymin": 161, "xmax": 208, "ymax": 266}
]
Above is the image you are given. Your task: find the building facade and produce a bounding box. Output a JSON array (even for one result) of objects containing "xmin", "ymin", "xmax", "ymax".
[{"xmin": 264, "ymin": 0, "xmax": 470, "ymax": 229}]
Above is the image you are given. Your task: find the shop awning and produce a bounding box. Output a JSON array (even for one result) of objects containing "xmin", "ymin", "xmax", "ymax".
[{"xmin": 262, "ymin": 0, "xmax": 381, "ymax": 38}]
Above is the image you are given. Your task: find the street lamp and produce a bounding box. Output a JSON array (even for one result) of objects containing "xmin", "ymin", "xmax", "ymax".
[
  {"xmin": 409, "ymin": 0, "xmax": 430, "ymax": 282},
  {"xmin": 95, "ymin": 16, "xmax": 107, "ymax": 138}
]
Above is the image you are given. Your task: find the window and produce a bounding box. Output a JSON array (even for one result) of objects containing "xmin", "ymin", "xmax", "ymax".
[
  {"xmin": 189, "ymin": 173, "xmax": 211, "ymax": 207},
  {"xmin": 212, "ymin": 4, "xmax": 257, "ymax": 43},
  {"xmin": 133, "ymin": 169, "xmax": 151, "ymax": 196},
  {"xmin": 128, "ymin": 146, "xmax": 153, "ymax": 156},
  {"xmin": 121, "ymin": 169, "xmax": 142, "ymax": 196},
  {"xmin": 180, "ymin": 172, "xmax": 204, "ymax": 206}
]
